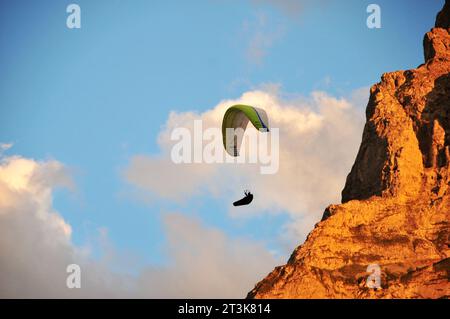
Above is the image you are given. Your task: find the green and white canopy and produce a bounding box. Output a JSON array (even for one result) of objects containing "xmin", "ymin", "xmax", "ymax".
[{"xmin": 221, "ymin": 104, "xmax": 269, "ymax": 156}]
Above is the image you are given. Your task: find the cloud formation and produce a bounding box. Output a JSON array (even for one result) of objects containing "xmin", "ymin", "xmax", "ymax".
[
  {"xmin": 0, "ymin": 143, "xmax": 12, "ymax": 151},
  {"xmin": 137, "ymin": 213, "xmax": 279, "ymax": 298},
  {"xmin": 125, "ymin": 87, "xmax": 367, "ymax": 242},
  {"xmin": 0, "ymin": 154, "xmax": 277, "ymax": 297},
  {"xmin": 242, "ymin": 11, "xmax": 286, "ymax": 65},
  {"xmin": 0, "ymin": 155, "xmax": 127, "ymax": 298}
]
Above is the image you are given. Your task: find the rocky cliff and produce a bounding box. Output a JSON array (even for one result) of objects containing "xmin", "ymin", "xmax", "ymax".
[{"xmin": 248, "ymin": 1, "xmax": 450, "ymax": 299}]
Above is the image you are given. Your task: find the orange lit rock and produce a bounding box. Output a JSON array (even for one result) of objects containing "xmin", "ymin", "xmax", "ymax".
[{"xmin": 248, "ymin": 1, "xmax": 450, "ymax": 299}]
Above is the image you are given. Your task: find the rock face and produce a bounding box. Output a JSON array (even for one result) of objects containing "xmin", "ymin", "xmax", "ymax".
[{"xmin": 248, "ymin": 2, "xmax": 450, "ymax": 299}]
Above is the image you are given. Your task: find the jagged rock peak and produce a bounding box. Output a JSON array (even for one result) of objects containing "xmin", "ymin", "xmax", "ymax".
[
  {"xmin": 436, "ymin": 0, "xmax": 450, "ymax": 28},
  {"xmin": 424, "ymin": 0, "xmax": 450, "ymax": 62}
]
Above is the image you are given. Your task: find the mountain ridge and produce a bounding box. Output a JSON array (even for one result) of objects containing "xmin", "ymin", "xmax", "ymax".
[{"xmin": 248, "ymin": 1, "xmax": 450, "ymax": 299}]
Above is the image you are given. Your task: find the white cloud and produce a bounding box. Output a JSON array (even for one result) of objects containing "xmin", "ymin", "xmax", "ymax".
[
  {"xmin": 124, "ymin": 87, "xmax": 366, "ymax": 243},
  {"xmin": 0, "ymin": 143, "xmax": 13, "ymax": 155},
  {"xmin": 242, "ymin": 11, "xmax": 286, "ymax": 65},
  {"xmin": 136, "ymin": 213, "xmax": 279, "ymax": 298},
  {"xmin": 0, "ymin": 154, "xmax": 278, "ymax": 297},
  {"xmin": 0, "ymin": 155, "xmax": 130, "ymax": 298},
  {"xmin": 243, "ymin": 0, "xmax": 331, "ymax": 64}
]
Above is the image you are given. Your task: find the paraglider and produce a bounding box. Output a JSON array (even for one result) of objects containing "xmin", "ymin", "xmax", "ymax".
[
  {"xmin": 222, "ymin": 104, "xmax": 270, "ymax": 207},
  {"xmin": 233, "ymin": 190, "xmax": 253, "ymax": 206},
  {"xmin": 222, "ymin": 104, "xmax": 269, "ymax": 157}
]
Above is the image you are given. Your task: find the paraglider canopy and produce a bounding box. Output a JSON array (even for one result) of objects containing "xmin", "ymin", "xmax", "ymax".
[{"xmin": 222, "ymin": 104, "xmax": 269, "ymax": 156}]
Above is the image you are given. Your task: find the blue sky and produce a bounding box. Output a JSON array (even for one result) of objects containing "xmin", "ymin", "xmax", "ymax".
[{"xmin": 0, "ymin": 0, "xmax": 444, "ymax": 271}]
